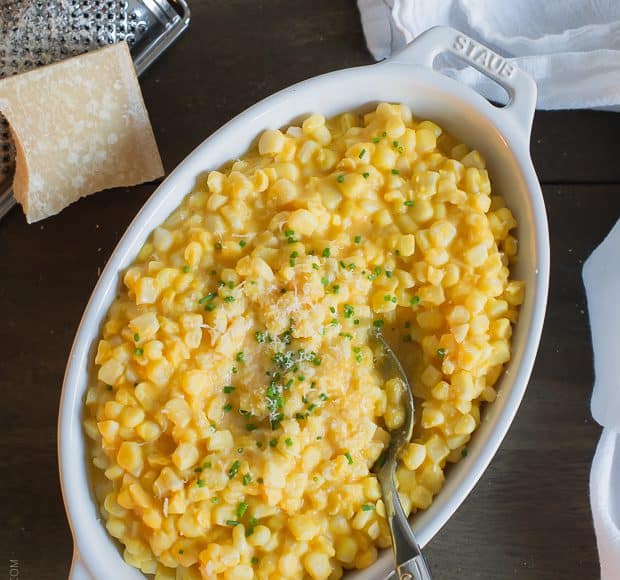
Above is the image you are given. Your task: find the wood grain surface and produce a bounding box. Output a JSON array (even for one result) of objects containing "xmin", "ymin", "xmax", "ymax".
[{"xmin": 1, "ymin": 1, "xmax": 618, "ymax": 578}]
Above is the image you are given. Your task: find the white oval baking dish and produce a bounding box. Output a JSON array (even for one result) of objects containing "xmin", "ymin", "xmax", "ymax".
[{"xmin": 59, "ymin": 26, "xmax": 549, "ymax": 580}]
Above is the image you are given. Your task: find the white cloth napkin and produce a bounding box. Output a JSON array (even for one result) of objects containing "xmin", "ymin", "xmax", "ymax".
[
  {"xmin": 357, "ymin": 0, "xmax": 620, "ymax": 110},
  {"xmin": 584, "ymin": 219, "xmax": 620, "ymax": 580}
]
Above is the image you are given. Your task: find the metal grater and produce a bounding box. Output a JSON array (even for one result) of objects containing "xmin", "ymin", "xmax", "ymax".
[{"xmin": 0, "ymin": 0, "xmax": 190, "ymax": 220}]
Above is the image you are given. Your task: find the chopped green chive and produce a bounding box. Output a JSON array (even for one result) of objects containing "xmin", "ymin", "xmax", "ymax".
[
  {"xmin": 239, "ymin": 240, "xmax": 247, "ymax": 247},
  {"xmin": 372, "ymin": 136, "xmax": 380, "ymax": 143},
  {"xmin": 402, "ymin": 334, "xmax": 412, "ymax": 343},
  {"xmin": 395, "ymin": 249, "xmax": 401, "ymax": 256},
  {"xmin": 332, "ymin": 284, "xmax": 340, "ymax": 294},
  {"xmin": 391, "ymin": 169, "xmax": 400, "ymax": 175},
  {"xmin": 336, "ymin": 174, "xmax": 345, "ymax": 183},
  {"xmin": 343, "ymin": 304, "xmax": 354, "ymax": 318},
  {"xmin": 404, "ymin": 200, "xmax": 414, "ymax": 207},
  {"xmin": 312, "ymin": 263, "xmax": 320, "ymax": 270},
  {"xmin": 223, "ymin": 385, "xmax": 235, "ymax": 394},
  {"xmin": 392, "ymin": 140, "xmax": 399, "ymax": 148},
  {"xmin": 211, "ymin": 496, "xmax": 219, "ymax": 504},
  {"xmin": 204, "ymin": 461, "xmax": 212, "ymax": 469},
  {"xmin": 242, "ymin": 473, "xmax": 252, "ymax": 486},
  {"xmin": 237, "ymin": 502, "xmax": 248, "ymax": 518},
  {"xmin": 255, "ymin": 330, "xmax": 267, "ymax": 343},
  {"xmin": 319, "ymin": 393, "xmax": 329, "ymax": 401},
  {"xmin": 236, "ymin": 352, "xmax": 245, "ymax": 363},
  {"xmin": 322, "ymin": 247, "xmax": 331, "ymax": 258},
  {"xmin": 245, "ymin": 423, "xmax": 257, "ymax": 432},
  {"xmin": 223, "ymin": 403, "xmax": 233, "ymax": 412},
  {"xmin": 353, "ymin": 319, "xmax": 360, "ymax": 325},
  {"xmin": 252, "ymin": 557, "xmax": 259, "ymax": 565},
  {"xmin": 226, "ymin": 520, "xmax": 240, "ymax": 527},
  {"xmin": 373, "ymin": 319, "xmax": 385, "ymax": 328},
  {"xmin": 361, "ymin": 504, "xmax": 375, "ymax": 511},
  {"xmin": 196, "ymin": 479, "xmax": 205, "ymax": 488},
  {"xmin": 462, "ymin": 448, "xmax": 468, "ymax": 457},
  {"xmin": 178, "ymin": 549, "xmax": 184, "ymax": 554},
  {"xmin": 354, "ymin": 235, "xmax": 362, "ymax": 244},
  {"xmin": 182, "ymin": 265, "xmax": 191, "ymax": 273},
  {"xmin": 358, "ymin": 148, "xmax": 366, "ymax": 159},
  {"xmin": 134, "ymin": 348, "xmax": 144, "ymax": 356},
  {"xmin": 437, "ymin": 348, "xmax": 447, "ymax": 359},
  {"xmin": 205, "ymin": 303, "xmax": 217, "ymax": 312},
  {"xmin": 362, "ymin": 172, "xmax": 370, "ymax": 179},
  {"xmin": 214, "ymin": 242, "xmax": 222, "ymax": 251},
  {"xmin": 133, "ymin": 333, "xmax": 140, "ymax": 342},
  {"xmin": 284, "ymin": 437, "xmax": 293, "ymax": 447},
  {"xmin": 246, "ymin": 517, "xmax": 260, "ymax": 537},
  {"xmin": 330, "ymin": 306, "xmax": 336, "ymax": 314},
  {"xmin": 344, "ymin": 452, "xmax": 353, "ymax": 465},
  {"xmin": 321, "ymin": 277, "xmax": 329, "ymax": 286},
  {"xmin": 224, "ymin": 295, "xmax": 235, "ymax": 303},
  {"xmin": 410, "ymin": 295, "xmax": 421, "ymax": 306},
  {"xmin": 269, "ymin": 438, "xmax": 278, "ymax": 448},
  {"xmin": 199, "ymin": 292, "xmax": 217, "ymax": 304},
  {"xmin": 228, "ymin": 460, "xmax": 241, "ymax": 479},
  {"xmin": 194, "ymin": 466, "xmax": 203, "ymax": 473}
]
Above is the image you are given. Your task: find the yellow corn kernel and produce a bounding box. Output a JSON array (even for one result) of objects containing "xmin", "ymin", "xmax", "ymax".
[
  {"xmin": 288, "ymin": 514, "xmax": 320, "ymax": 541},
  {"xmin": 135, "ymin": 277, "xmax": 159, "ymax": 305},
  {"xmin": 454, "ymin": 413, "xmax": 477, "ymax": 435},
  {"xmin": 172, "ymin": 442, "xmax": 199, "ymax": 471},
  {"xmin": 258, "ymin": 129, "xmax": 285, "ymax": 155},
  {"xmin": 97, "ymin": 358, "xmax": 124, "ymax": 386},
  {"xmin": 120, "ymin": 406, "xmax": 145, "ymax": 429},
  {"xmin": 182, "ymin": 369, "xmax": 213, "ymax": 398},
  {"xmin": 136, "ymin": 421, "xmax": 161, "ymax": 442},
  {"xmin": 415, "ymin": 128, "xmax": 436, "ymax": 153},
  {"xmin": 303, "ymin": 551, "xmax": 331, "ymax": 580},
  {"xmin": 117, "ymin": 441, "xmax": 144, "ymax": 476},
  {"xmin": 396, "ymin": 234, "xmax": 415, "ymax": 257},
  {"xmin": 421, "ymin": 407, "xmax": 445, "ymax": 428}
]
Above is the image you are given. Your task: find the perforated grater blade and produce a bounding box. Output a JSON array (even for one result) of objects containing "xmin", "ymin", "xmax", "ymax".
[{"xmin": 0, "ymin": 0, "xmax": 190, "ymax": 220}]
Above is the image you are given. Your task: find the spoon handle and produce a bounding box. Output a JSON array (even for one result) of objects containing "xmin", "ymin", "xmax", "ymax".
[
  {"xmin": 382, "ymin": 473, "xmax": 433, "ymax": 580},
  {"xmin": 396, "ymin": 554, "xmax": 433, "ymax": 580}
]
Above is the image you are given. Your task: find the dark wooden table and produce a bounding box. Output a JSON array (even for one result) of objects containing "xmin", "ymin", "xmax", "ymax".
[{"xmin": 2, "ymin": 1, "xmax": 619, "ymax": 578}]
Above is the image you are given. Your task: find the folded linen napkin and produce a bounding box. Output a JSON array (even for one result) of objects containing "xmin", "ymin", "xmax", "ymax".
[
  {"xmin": 357, "ymin": 0, "xmax": 620, "ymax": 110},
  {"xmin": 584, "ymin": 219, "xmax": 620, "ymax": 580}
]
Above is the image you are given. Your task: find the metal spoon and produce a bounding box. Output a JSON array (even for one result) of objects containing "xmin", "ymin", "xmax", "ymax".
[{"xmin": 372, "ymin": 328, "xmax": 433, "ymax": 580}]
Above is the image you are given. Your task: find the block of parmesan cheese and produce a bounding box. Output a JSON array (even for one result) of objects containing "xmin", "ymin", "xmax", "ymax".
[{"xmin": 0, "ymin": 42, "xmax": 164, "ymax": 223}]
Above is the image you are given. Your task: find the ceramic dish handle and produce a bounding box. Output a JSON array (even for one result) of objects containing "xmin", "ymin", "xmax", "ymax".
[{"xmin": 389, "ymin": 26, "xmax": 537, "ymax": 139}]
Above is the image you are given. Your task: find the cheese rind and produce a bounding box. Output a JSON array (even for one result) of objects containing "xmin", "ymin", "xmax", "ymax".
[{"xmin": 0, "ymin": 42, "xmax": 164, "ymax": 223}]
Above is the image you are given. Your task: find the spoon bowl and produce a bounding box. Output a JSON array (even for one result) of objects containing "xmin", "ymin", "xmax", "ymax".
[{"xmin": 372, "ymin": 329, "xmax": 433, "ymax": 580}]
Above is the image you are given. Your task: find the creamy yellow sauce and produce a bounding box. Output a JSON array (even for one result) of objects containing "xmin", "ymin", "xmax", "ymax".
[{"xmin": 84, "ymin": 103, "xmax": 523, "ymax": 580}]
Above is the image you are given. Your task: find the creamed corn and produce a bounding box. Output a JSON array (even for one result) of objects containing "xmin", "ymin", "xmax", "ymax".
[{"xmin": 85, "ymin": 102, "xmax": 524, "ymax": 579}]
